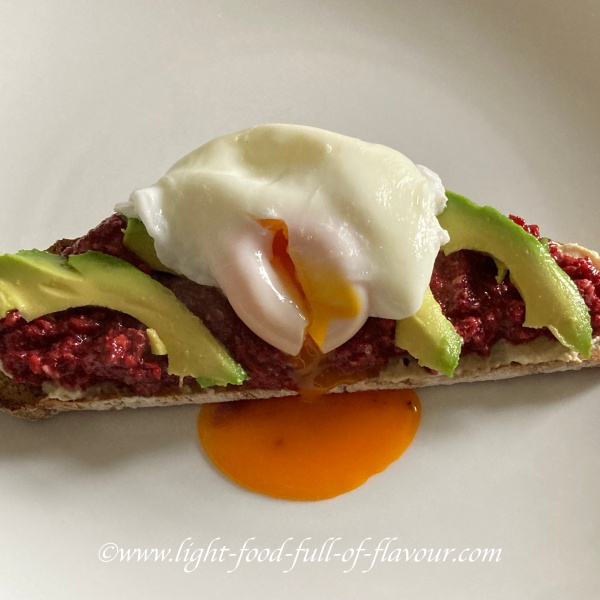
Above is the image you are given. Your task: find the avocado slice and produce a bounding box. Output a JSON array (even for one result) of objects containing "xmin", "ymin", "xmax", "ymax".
[
  {"xmin": 123, "ymin": 217, "xmax": 174, "ymax": 273},
  {"xmin": 395, "ymin": 287, "xmax": 463, "ymax": 377},
  {"xmin": 438, "ymin": 192, "xmax": 592, "ymax": 357},
  {"xmin": 0, "ymin": 250, "xmax": 247, "ymax": 386}
]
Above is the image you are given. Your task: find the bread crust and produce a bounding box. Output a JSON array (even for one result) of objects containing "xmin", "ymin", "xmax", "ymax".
[{"xmin": 1, "ymin": 243, "xmax": 599, "ymax": 420}]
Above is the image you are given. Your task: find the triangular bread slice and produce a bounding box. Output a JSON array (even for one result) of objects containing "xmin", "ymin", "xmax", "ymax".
[{"xmin": 1, "ymin": 243, "xmax": 598, "ymax": 420}]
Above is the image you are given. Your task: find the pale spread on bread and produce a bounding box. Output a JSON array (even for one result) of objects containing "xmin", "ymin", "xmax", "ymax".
[
  {"xmin": 381, "ymin": 337, "xmax": 587, "ymax": 383},
  {"xmin": 6, "ymin": 337, "xmax": 592, "ymax": 406},
  {"xmin": 41, "ymin": 380, "xmax": 85, "ymax": 401}
]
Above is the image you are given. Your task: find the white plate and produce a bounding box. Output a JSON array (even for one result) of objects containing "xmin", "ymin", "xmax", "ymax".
[{"xmin": 1, "ymin": 2, "xmax": 599, "ymax": 598}]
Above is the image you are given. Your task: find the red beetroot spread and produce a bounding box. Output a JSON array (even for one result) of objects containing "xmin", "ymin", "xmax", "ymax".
[
  {"xmin": 0, "ymin": 214, "xmax": 599, "ymax": 395},
  {"xmin": 0, "ymin": 307, "xmax": 184, "ymax": 396},
  {"xmin": 430, "ymin": 250, "xmax": 543, "ymax": 355}
]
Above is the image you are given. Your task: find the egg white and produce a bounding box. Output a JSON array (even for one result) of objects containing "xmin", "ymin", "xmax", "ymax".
[{"xmin": 118, "ymin": 124, "xmax": 448, "ymax": 355}]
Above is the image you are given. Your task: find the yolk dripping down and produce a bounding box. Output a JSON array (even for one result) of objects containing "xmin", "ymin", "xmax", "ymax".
[
  {"xmin": 197, "ymin": 218, "xmax": 422, "ymax": 500},
  {"xmin": 258, "ymin": 218, "xmax": 362, "ymax": 349}
]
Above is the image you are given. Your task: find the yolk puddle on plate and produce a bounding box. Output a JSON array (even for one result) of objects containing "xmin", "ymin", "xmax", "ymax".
[
  {"xmin": 198, "ymin": 217, "xmax": 421, "ymax": 500},
  {"xmin": 197, "ymin": 389, "xmax": 420, "ymax": 501}
]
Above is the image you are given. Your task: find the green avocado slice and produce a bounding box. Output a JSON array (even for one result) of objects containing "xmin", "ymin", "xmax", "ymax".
[
  {"xmin": 123, "ymin": 217, "xmax": 174, "ymax": 273},
  {"xmin": 395, "ymin": 288, "xmax": 463, "ymax": 377},
  {"xmin": 438, "ymin": 192, "xmax": 592, "ymax": 357},
  {"xmin": 0, "ymin": 250, "xmax": 247, "ymax": 386}
]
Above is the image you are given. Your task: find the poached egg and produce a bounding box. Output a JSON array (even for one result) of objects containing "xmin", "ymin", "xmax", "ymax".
[{"xmin": 117, "ymin": 124, "xmax": 449, "ymax": 355}]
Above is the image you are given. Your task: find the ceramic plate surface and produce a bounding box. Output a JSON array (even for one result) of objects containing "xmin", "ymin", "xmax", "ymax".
[{"xmin": 1, "ymin": 2, "xmax": 599, "ymax": 598}]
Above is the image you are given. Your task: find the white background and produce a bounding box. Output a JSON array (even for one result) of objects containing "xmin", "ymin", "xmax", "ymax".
[{"xmin": 0, "ymin": 1, "xmax": 599, "ymax": 598}]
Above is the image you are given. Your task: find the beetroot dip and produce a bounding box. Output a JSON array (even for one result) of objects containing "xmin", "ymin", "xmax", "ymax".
[{"xmin": 0, "ymin": 214, "xmax": 598, "ymax": 396}]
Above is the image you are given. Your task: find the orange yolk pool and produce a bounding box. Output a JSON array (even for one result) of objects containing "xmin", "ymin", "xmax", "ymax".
[{"xmin": 198, "ymin": 390, "xmax": 420, "ymax": 501}]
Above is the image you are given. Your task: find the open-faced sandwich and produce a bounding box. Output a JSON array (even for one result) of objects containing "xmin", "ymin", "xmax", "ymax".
[{"xmin": 1, "ymin": 124, "xmax": 599, "ymax": 421}]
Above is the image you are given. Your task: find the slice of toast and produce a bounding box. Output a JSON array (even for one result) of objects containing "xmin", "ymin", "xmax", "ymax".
[{"xmin": 1, "ymin": 242, "xmax": 598, "ymax": 420}]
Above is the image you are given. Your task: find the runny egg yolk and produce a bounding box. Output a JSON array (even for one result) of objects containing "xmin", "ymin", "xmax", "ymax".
[
  {"xmin": 197, "ymin": 218, "xmax": 421, "ymax": 500},
  {"xmin": 258, "ymin": 219, "xmax": 362, "ymax": 349},
  {"xmin": 198, "ymin": 390, "xmax": 421, "ymax": 501}
]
